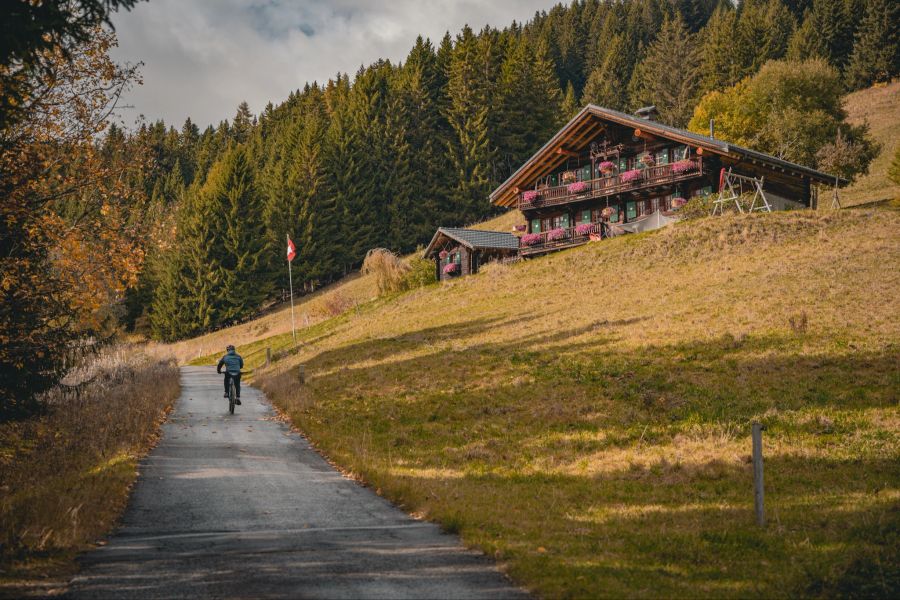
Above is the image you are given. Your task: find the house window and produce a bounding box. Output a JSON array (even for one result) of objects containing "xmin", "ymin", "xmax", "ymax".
[
  {"xmin": 673, "ymin": 145, "xmax": 689, "ymax": 161},
  {"xmin": 655, "ymin": 148, "xmax": 669, "ymax": 165},
  {"xmin": 608, "ymin": 205, "xmax": 620, "ymax": 223},
  {"xmin": 580, "ymin": 209, "xmax": 591, "ymax": 224},
  {"xmin": 626, "ymin": 202, "xmax": 637, "ymax": 220},
  {"xmin": 531, "ymin": 218, "xmax": 541, "ymax": 233},
  {"xmin": 580, "ymin": 164, "xmax": 591, "ymax": 181},
  {"xmin": 559, "ymin": 213, "xmax": 570, "ymax": 229},
  {"xmin": 454, "ymin": 252, "xmax": 461, "ymax": 265},
  {"xmin": 550, "ymin": 173, "xmax": 558, "ymax": 187},
  {"xmin": 617, "ymin": 156, "xmax": 628, "ymax": 172},
  {"xmin": 636, "ymin": 151, "xmax": 651, "ymax": 168}
]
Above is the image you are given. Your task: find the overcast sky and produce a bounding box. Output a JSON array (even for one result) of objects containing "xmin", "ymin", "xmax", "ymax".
[{"xmin": 109, "ymin": 0, "xmax": 554, "ymax": 129}]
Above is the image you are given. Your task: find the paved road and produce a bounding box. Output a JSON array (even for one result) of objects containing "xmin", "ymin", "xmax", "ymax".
[{"xmin": 69, "ymin": 367, "xmax": 526, "ymax": 599}]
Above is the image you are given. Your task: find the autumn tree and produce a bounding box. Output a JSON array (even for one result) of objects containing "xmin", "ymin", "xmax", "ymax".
[
  {"xmin": 1, "ymin": 28, "xmax": 144, "ymax": 414},
  {"xmin": 689, "ymin": 59, "xmax": 878, "ymax": 179}
]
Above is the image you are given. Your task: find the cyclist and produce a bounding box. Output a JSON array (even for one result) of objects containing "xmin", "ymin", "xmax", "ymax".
[{"xmin": 216, "ymin": 344, "xmax": 244, "ymax": 405}]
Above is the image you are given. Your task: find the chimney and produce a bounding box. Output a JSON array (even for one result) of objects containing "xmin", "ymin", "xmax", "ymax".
[
  {"xmin": 634, "ymin": 105, "xmax": 658, "ymax": 121},
  {"xmin": 709, "ymin": 119, "xmax": 715, "ymax": 139}
]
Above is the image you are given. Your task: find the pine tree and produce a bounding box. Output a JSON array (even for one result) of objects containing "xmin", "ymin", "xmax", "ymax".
[
  {"xmin": 203, "ymin": 145, "xmax": 270, "ymax": 323},
  {"xmin": 698, "ymin": 5, "xmax": 740, "ymax": 94},
  {"xmin": 582, "ymin": 33, "xmax": 632, "ymax": 110},
  {"xmin": 561, "ymin": 81, "xmax": 579, "ymax": 118},
  {"xmin": 232, "ymin": 101, "xmax": 255, "ymax": 144},
  {"xmin": 628, "ymin": 15, "xmax": 702, "ymax": 127},
  {"xmin": 735, "ymin": 0, "xmax": 795, "ymax": 77},
  {"xmin": 844, "ymin": 0, "xmax": 900, "ymax": 89},
  {"xmin": 787, "ymin": 0, "xmax": 854, "ymax": 69},
  {"xmin": 445, "ymin": 25, "xmax": 497, "ymax": 225}
]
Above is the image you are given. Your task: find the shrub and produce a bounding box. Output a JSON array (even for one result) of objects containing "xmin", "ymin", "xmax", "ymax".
[
  {"xmin": 402, "ymin": 254, "xmax": 437, "ymax": 289},
  {"xmin": 323, "ymin": 292, "xmax": 355, "ymax": 317},
  {"xmin": 362, "ymin": 248, "xmax": 409, "ymax": 295}
]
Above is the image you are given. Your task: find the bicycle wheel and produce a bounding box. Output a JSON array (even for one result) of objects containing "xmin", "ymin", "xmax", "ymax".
[{"xmin": 229, "ymin": 379, "xmax": 236, "ymax": 414}]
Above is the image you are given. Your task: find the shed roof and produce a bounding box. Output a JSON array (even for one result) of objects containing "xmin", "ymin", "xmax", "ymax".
[
  {"xmin": 423, "ymin": 227, "xmax": 519, "ymax": 257},
  {"xmin": 489, "ymin": 104, "xmax": 848, "ymax": 208}
]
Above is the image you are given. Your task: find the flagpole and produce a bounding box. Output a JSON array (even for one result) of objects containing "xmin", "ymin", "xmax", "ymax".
[{"xmin": 287, "ymin": 233, "xmax": 296, "ymax": 345}]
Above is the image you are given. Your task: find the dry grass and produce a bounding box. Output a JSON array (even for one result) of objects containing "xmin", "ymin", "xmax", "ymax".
[
  {"xmin": 469, "ymin": 209, "xmax": 524, "ymax": 232},
  {"xmin": 841, "ymin": 80, "xmax": 900, "ymax": 205},
  {"xmin": 231, "ymin": 209, "xmax": 900, "ymax": 598},
  {"xmin": 0, "ymin": 347, "xmax": 180, "ymax": 594},
  {"xmin": 153, "ymin": 270, "xmax": 378, "ymax": 365}
]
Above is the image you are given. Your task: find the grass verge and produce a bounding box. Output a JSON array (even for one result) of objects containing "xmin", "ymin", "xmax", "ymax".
[
  {"xmin": 0, "ymin": 348, "xmax": 180, "ymax": 596},
  {"xmin": 239, "ymin": 210, "xmax": 898, "ymax": 598}
]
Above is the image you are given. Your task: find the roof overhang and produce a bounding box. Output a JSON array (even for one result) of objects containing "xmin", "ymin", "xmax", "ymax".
[{"xmin": 489, "ymin": 105, "xmax": 848, "ymax": 208}]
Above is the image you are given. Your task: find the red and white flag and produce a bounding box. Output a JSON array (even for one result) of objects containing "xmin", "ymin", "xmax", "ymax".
[{"xmin": 286, "ymin": 237, "xmax": 296, "ymax": 262}]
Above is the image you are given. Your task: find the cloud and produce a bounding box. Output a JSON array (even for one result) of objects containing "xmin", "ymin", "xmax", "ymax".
[{"xmin": 109, "ymin": 0, "xmax": 552, "ymax": 128}]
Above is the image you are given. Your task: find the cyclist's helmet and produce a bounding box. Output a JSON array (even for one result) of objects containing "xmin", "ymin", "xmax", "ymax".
[{"xmin": 226, "ymin": 344, "xmax": 235, "ymax": 351}]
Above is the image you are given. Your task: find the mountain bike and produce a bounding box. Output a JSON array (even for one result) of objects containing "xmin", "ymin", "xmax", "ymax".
[{"xmin": 227, "ymin": 374, "xmax": 239, "ymax": 414}]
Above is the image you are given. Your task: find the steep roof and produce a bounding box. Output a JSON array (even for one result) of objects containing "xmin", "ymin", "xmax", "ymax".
[
  {"xmin": 423, "ymin": 227, "xmax": 519, "ymax": 257},
  {"xmin": 489, "ymin": 104, "xmax": 848, "ymax": 208}
]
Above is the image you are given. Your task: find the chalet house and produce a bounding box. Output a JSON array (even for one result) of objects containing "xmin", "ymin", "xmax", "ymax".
[
  {"xmin": 490, "ymin": 104, "xmax": 847, "ymax": 256},
  {"xmin": 423, "ymin": 228, "xmax": 518, "ymax": 281}
]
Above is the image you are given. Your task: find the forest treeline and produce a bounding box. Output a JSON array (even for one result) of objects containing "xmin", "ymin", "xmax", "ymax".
[
  {"xmin": 116, "ymin": 0, "xmax": 897, "ymax": 341},
  {"xmin": 2, "ymin": 0, "xmax": 897, "ymax": 412}
]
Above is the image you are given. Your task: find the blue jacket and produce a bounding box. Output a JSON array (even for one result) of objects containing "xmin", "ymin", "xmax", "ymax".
[{"xmin": 217, "ymin": 349, "xmax": 243, "ymax": 375}]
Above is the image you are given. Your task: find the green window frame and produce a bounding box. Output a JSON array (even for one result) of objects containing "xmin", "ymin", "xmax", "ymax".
[
  {"xmin": 580, "ymin": 164, "xmax": 591, "ymax": 181},
  {"xmin": 580, "ymin": 209, "xmax": 591, "ymax": 224},
  {"xmin": 558, "ymin": 213, "xmax": 570, "ymax": 229},
  {"xmin": 608, "ymin": 205, "xmax": 620, "ymax": 223},
  {"xmin": 626, "ymin": 202, "xmax": 637, "ymax": 220},
  {"xmin": 531, "ymin": 218, "xmax": 541, "ymax": 233},
  {"xmin": 673, "ymin": 145, "xmax": 689, "ymax": 161},
  {"xmin": 454, "ymin": 252, "xmax": 461, "ymax": 265},
  {"xmin": 617, "ymin": 156, "xmax": 628, "ymax": 172},
  {"xmin": 655, "ymin": 148, "xmax": 669, "ymax": 165}
]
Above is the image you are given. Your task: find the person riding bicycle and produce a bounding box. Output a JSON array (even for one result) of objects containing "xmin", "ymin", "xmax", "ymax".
[{"xmin": 217, "ymin": 345, "xmax": 244, "ymax": 405}]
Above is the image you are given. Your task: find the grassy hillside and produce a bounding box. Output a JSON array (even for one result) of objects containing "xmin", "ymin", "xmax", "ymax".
[
  {"xmin": 841, "ymin": 80, "xmax": 900, "ymax": 206},
  {"xmin": 189, "ymin": 210, "xmax": 899, "ymax": 598}
]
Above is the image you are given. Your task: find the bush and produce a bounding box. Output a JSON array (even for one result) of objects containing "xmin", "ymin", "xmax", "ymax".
[
  {"xmin": 362, "ymin": 248, "xmax": 409, "ymax": 295},
  {"xmin": 362, "ymin": 248, "xmax": 435, "ymax": 296},
  {"xmin": 402, "ymin": 254, "xmax": 437, "ymax": 289}
]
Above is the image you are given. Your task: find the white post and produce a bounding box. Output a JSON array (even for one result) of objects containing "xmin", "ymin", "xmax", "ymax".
[{"xmin": 287, "ymin": 233, "xmax": 296, "ymax": 345}]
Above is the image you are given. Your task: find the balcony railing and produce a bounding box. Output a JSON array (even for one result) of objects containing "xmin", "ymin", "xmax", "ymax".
[
  {"xmin": 518, "ymin": 158, "xmax": 704, "ymax": 211},
  {"xmin": 519, "ymin": 222, "xmax": 605, "ymax": 255}
]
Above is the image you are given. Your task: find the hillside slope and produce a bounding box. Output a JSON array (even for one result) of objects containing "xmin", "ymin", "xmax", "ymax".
[
  {"xmin": 841, "ymin": 80, "xmax": 900, "ymax": 205},
  {"xmin": 192, "ymin": 210, "xmax": 899, "ymax": 598}
]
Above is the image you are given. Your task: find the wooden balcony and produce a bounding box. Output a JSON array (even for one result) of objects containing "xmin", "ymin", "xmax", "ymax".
[
  {"xmin": 519, "ymin": 222, "xmax": 605, "ymax": 256},
  {"xmin": 518, "ymin": 158, "xmax": 704, "ymax": 211}
]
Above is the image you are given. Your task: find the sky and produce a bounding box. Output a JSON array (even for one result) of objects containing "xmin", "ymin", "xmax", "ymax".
[{"xmin": 109, "ymin": 0, "xmax": 554, "ymax": 129}]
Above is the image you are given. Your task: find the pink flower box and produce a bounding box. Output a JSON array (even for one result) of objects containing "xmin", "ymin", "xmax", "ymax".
[
  {"xmin": 521, "ymin": 233, "xmax": 542, "ymax": 246},
  {"xmin": 442, "ymin": 262, "xmax": 459, "ymax": 275},
  {"xmin": 599, "ymin": 161, "xmax": 616, "ymax": 173},
  {"xmin": 438, "ymin": 250, "xmax": 448, "ymax": 259},
  {"xmin": 567, "ymin": 181, "xmax": 589, "ymax": 194},
  {"xmin": 522, "ymin": 190, "xmax": 540, "ymax": 202},
  {"xmin": 621, "ymin": 169, "xmax": 642, "ymax": 183},
  {"xmin": 575, "ymin": 223, "xmax": 594, "ymax": 236},
  {"xmin": 671, "ymin": 159, "xmax": 697, "ymax": 175},
  {"xmin": 547, "ymin": 228, "xmax": 567, "ymax": 242}
]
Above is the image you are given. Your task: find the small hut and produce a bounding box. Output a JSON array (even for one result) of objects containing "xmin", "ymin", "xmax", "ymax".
[{"xmin": 423, "ymin": 228, "xmax": 519, "ymax": 281}]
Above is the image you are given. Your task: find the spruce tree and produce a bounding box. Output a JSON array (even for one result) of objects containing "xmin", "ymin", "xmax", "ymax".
[
  {"xmin": 628, "ymin": 15, "xmax": 702, "ymax": 127},
  {"xmin": 445, "ymin": 25, "xmax": 497, "ymax": 224},
  {"xmin": 582, "ymin": 33, "xmax": 632, "ymax": 110},
  {"xmin": 735, "ymin": 0, "xmax": 795, "ymax": 77},
  {"xmin": 844, "ymin": 0, "xmax": 900, "ymax": 89},
  {"xmin": 787, "ymin": 0, "xmax": 854, "ymax": 69},
  {"xmin": 698, "ymin": 5, "xmax": 740, "ymax": 94}
]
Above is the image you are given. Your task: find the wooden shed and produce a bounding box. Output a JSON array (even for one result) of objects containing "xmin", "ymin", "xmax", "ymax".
[{"xmin": 423, "ymin": 228, "xmax": 519, "ymax": 281}]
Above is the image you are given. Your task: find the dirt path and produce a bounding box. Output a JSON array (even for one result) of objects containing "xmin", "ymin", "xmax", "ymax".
[{"xmin": 68, "ymin": 367, "xmax": 526, "ymax": 599}]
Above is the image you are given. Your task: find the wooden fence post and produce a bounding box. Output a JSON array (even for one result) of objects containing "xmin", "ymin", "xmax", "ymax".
[
  {"xmin": 752, "ymin": 422, "xmax": 766, "ymax": 527},
  {"xmin": 265, "ymin": 347, "xmax": 271, "ymax": 367},
  {"xmin": 298, "ymin": 364, "xmax": 306, "ymax": 385}
]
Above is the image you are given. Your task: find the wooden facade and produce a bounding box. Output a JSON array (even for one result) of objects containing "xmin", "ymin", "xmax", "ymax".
[
  {"xmin": 492, "ymin": 105, "xmax": 847, "ymax": 257},
  {"xmin": 423, "ymin": 228, "xmax": 519, "ymax": 281}
]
